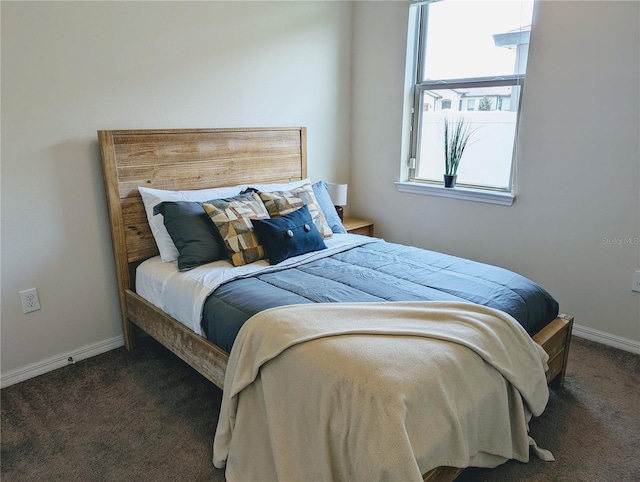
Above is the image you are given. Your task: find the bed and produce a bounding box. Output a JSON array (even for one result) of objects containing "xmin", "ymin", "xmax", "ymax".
[{"xmin": 98, "ymin": 126, "xmax": 573, "ymax": 481}]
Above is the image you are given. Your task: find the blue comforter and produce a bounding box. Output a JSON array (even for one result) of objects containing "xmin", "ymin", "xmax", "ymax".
[{"xmin": 202, "ymin": 240, "xmax": 559, "ymax": 352}]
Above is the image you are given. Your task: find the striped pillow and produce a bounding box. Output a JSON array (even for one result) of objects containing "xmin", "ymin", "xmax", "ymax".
[{"xmin": 257, "ymin": 184, "xmax": 333, "ymax": 238}]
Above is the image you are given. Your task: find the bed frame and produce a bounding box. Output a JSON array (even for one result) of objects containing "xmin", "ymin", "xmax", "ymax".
[{"xmin": 98, "ymin": 127, "xmax": 573, "ymax": 482}]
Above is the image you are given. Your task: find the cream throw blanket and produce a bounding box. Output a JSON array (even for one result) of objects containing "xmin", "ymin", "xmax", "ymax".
[{"xmin": 213, "ymin": 301, "xmax": 552, "ymax": 481}]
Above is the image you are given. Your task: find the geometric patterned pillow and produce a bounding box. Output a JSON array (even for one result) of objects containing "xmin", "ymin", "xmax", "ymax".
[
  {"xmin": 202, "ymin": 192, "xmax": 270, "ymax": 267},
  {"xmin": 257, "ymin": 184, "xmax": 333, "ymax": 238}
]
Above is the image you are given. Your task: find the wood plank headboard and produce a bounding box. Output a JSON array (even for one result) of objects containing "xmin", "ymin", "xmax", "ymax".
[
  {"xmin": 99, "ymin": 127, "xmax": 307, "ymax": 265},
  {"xmin": 98, "ymin": 127, "xmax": 307, "ymax": 348}
]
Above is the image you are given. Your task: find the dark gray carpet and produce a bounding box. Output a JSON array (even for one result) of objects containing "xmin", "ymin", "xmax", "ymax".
[
  {"xmin": 1, "ymin": 339, "xmax": 225, "ymax": 481},
  {"xmin": 459, "ymin": 337, "xmax": 640, "ymax": 481},
  {"xmin": 2, "ymin": 336, "xmax": 639, "ymax": 481}
]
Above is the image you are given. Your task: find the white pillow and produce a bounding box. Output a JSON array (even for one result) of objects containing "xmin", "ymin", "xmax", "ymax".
[
  {"xmin": 247, "ymin": 178, "xmax": 311, "ymax": 193},
  {"xmin": 139, "ymin": 178, "xmax": 312, "ymax": 262},
  {"xmin": 139, "ymin": 185, "xmax": 243, "ymax": 262}
]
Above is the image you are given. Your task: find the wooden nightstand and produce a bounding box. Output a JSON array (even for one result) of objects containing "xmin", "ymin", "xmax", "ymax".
[{"xmin": 342, "ymin": 217, "xmax": 374, "ymax": 237}]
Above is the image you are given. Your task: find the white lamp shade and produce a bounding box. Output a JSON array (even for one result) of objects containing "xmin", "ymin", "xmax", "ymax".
[{"xmin": 327, "ymin": 183, "xmax": 348, "ymax": 206}]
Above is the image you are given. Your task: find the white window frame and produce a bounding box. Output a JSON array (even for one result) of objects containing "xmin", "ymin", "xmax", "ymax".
[{"xmin": 398, "ymin": 0, "xmax": 533, "ymax": 206}]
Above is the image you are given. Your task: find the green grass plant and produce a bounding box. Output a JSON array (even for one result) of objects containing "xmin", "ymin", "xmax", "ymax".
[{"xmin": 443, "ymin": 117, "xmax": 478, "ymax": 176}]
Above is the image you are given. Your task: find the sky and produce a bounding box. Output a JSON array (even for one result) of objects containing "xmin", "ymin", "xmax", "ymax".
[{"xmin": 423, "ymin": 0, "xmax": 535, "ymax": 80}]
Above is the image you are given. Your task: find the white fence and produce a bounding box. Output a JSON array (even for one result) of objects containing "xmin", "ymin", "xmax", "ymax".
[{"xmin": 417, "ymin": 111, "xmax": 517, "ymax": 189}]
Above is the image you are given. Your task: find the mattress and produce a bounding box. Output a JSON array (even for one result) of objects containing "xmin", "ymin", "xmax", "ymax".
[{"xmin": 136, "ymin": 234, "xmax": 559, "ymax": 353}]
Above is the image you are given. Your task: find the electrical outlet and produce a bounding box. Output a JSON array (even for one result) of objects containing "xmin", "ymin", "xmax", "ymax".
[
  {"xmin": 19, "ymin": 288, "xmax": 41, "ymax": 313},
  {"xmin": 633, "ymin": 271, "xmax": 640, "ymax": 293}
]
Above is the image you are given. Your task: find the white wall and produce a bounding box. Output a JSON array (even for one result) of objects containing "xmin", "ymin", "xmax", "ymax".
[
  {"xmin": 1, "ymin": 1, "xmax": 353, "ymax": 379},
  {"xmin": 351, "ymin": 1, "xmax": 639, "ymax": 346}
]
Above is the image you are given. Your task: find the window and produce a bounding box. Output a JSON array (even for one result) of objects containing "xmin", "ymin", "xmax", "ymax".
[{"xmin": 405, "ymin": 0, "xmax": 535, "ymax": 193}]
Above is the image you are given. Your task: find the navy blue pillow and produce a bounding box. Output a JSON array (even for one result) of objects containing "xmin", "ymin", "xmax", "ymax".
[
  {"xmin": 251, "ymin": 205, "xmax": 327, "ymax": 265},
  {"xmin": 154, "ymin": 201, "xmax": 227, "ymax": 271}
]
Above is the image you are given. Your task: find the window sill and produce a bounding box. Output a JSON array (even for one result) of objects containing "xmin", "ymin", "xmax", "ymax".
[{"xmin": 395, "ymin": 181, "xmax": 515, "ymax": 206}]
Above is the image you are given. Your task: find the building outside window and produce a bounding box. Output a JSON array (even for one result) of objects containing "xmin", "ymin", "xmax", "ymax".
[{"xmin": 406, "ymin": 0, "xmax": 535, "ymax": 192}]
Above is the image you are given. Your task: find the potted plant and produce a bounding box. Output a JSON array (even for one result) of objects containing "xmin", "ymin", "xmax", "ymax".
[{"xmin": 443, "ymin": 117, "xmax": 478, "ymax": 188}]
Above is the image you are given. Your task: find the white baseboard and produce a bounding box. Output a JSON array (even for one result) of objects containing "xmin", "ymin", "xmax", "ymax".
[
  {"xmin": 573, "ymin": 323, "xmax": 640, "ymax": 355},
  {"xmin": 1, "ymin": 335, "xmax": 124, "ymax": 389}
]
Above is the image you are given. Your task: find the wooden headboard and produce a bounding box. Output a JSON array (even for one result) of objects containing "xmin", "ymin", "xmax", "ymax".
[
  {"xmin": 99, "ymin": 127, "xmax": 307, "ymax": 264},
  {"xmin": 98, "ymin": 127, "xmax": 307, "ymax": 351}
]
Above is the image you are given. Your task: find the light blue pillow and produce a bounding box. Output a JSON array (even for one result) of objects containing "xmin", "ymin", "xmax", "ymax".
[{"xmin": 312, "ymin": 181, "xmax": 347, "ymax": 234}]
